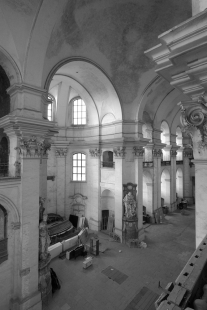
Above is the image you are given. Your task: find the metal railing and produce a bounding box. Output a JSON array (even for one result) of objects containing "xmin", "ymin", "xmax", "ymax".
[
  {"xmin": 0, "ymin": 163, "xmax": 8, "ymax": 177},
  {"xmin": 101, "ymin": 161, "xmax": 115, "ymax": 168},
  {"xmin": 143, "ymin": 161, "xmax": 153, "ymax": 168},
  {"xmin": 161, "ymin": 160, "xmax": 171, "ymax": 166},
  {"xmin": 176, "ymin": 160, "xmax": 183, "ymax": 165}
]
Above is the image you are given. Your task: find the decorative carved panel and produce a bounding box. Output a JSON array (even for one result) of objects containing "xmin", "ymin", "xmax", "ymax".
[{"xmin": 69, "ymin": 193, "xmax": 87, "ymax": 217}]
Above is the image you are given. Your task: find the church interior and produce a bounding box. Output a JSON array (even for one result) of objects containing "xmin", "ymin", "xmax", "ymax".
[{"xmin": 1, "ymin": 0, "xmax": 207, "ymax": 309}]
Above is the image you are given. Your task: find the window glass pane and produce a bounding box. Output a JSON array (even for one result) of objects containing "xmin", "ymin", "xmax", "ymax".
[
  {"xmin": 73, "ymin": 167, "xmax": 77, "ymax": 173},
  {"xmin": 82, "ymin": 174, "xmax": 86, "ymax": 181},
  {"xmin": 78, "ymin": 167, "xmax": 81, "ymax": 173},
  {"xmin": 73, "ymin": 154, "xmax": 77, "ymax": 159},
  {"xmin": 82, "ymin": 167, "xmax": 85, "ymax": 174},
  {"xmin": 82, "ymin": 118, "xmax": 86, "ymax": 124},
  {"xmin": 73, "ymin": 174, "xmax": 77, "ymax": 181},
  {"xmin": 74, "ymin": 112, "xmax": 77, "ymax": 118},
  {"xmin": 82, "ymin": 105, "xmax": 86, "ymax": 111},
  {"xmin": 73, "ymin": 160, "xmax": 77, "ymax": 166},
  {"xmin": 77, "ymin": 174, "xmax": 81, "ymax": 181},
  {"xmin": 82, "ymin": 161, "xmax": 86, "ymax": 167},
  {"xmin": 78, "ymin": 106, "xmax": 81, "ymax": 112},
  {"xmin": 82, "ymin": 112, "xmax": 86, "ymax": 118},
  {"xmin": 78, "ymin": 153, "xmax": 81, "ymax": 159},
  {"xmin": 78, "ymin": 160, "xmax": 81, "ymax": 166},
  {"xmin": 74, "ymin": 119, "xmax": 77, "ymax": 125},
  {"xmin": 82, "ymin": 154, "xmax": 86, "ymax": 159}
]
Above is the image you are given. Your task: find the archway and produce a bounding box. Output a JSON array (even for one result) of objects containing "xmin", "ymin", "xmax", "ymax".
[
  {"xmin": 161, "ymin": 169, "xmax": 171, "ymax": 207},
  {"xmin": 101, "ymin": 189, "xmax": 115, "ymax": 232},
  {"xmin": 176, "ymin": 127, "xmax": 183, "ymax": 160},
  {"xmin": 143, "ymin": 171, "xmax": 153, "ymax": 215},
  {"xmin": 176, "ymin": 168, "xmax": 183, "ymax": 201},
  {"xmin": 161, "ymin": 121, "xmax": 170, "ymax": 161}
]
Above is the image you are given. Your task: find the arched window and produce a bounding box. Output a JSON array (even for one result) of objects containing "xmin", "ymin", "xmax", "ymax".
[
  {"xmin": 47, "ymin": 94, "xmax": 55, "ymax": 121},
  {"xmin": 72, "ymin": 153, "xmax": 86, "ymax": 181},
  {"xmin": 73, "ymin": 97, "xmax": 86, "ymax": 125},
  {"xmin": 102, "ymin": 151, "xmax": 114, "ymax": 168},
  {"xmin": 0, "ymin": 205, "xmax": 8, "ymax": 264}
]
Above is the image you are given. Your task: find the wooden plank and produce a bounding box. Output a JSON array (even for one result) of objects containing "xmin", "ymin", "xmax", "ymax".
[
  {"xmin": 167, "ymin": 285, "xmax": 187, "ymax": 306},
  {"xmin": 136, "ymin": 290, "xmax": 155, "ymax": 310},
  {"xmin": 157, "ymin": 300, "xmax": 181, "ymax": 310}
]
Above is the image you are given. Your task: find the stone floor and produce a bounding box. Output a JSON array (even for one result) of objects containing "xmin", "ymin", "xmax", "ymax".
[{"xmin": 44, "ymin": 206, "xmax": 195, "ymax": 310}]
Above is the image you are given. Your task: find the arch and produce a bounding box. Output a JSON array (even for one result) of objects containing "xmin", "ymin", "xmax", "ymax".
[
  {"xmin": 176, "ymin": 126, "xmax": 183, "ymax": 147},
  {"xmin": 176, "ymin": 168, "xmax": 183, "ymax": 200},
  {"xmin": 46, "ymin": 58, "xmax": 122, "ymax": 123},
  {"xmin": 101, "ymin": 113, "xmax": 116, "ymax": 125},
  {"xmin": 101, "ymin": 189, "xmax": 115, "ymax": 230},
  {"xmin": 161, "ymin": 169, "xmax": 171, "ymax": 207},
  {"xmin": 161, "ymin": 121, "xmax": 170, "ymax": 145},
  {"xmin": 50, "ymin": 74, "xmax": 99, "ymax": 126},
  {"xmin": 0, "ymin": 194, "xmax": 19, "ymax": 223},
  {"xmin": 0, "ymin": 47, "xmax": 22, "ymax": 86}
]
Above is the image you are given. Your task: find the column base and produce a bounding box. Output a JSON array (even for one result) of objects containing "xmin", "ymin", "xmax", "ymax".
[{"xmin": 10, "ymin": 291, "xmax": 42, "ymax": 310}]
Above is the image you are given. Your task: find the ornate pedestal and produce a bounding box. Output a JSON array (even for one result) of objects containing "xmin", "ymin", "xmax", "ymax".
[
  {"xmin": 39, "ymin": 255, "xmax": 52, "ymax": 306},
  {"xmin": 123, "ymin": 217, "xmax": 138, "ymax": 247}
]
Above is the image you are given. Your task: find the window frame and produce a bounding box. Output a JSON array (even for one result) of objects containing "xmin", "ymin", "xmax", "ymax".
[
  {"xmin": 0, "ymin": 205, "xmax": 8, "ymax": 264},
  {"xmin": 72, "ymin": 97, "xmax": 87, "ymax": 126},
  {"xmin": 72, "ymin": 152, "xmax": 87, "ymax": 182}
]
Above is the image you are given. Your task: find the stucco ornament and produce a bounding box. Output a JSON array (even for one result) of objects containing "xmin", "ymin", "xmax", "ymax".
[
  {"xmin": 89, "ymin": 148, "xmax": 102, "ymax": 157},
  {"xmin": 133, "ymin": 147, "xmax": 144, "ymax": 157},
  {"xmin": 15, "ymin": 136, "xmax": 51, "ymax": 157},
  {"xmin": 55, "ymin": 148, "xmax": 68, "ymax": 157},
  {"xmin": 152, "ymin": 149, "xmax": 162, "ymax": 157},
  {"xmin": 39, "ymin": 214, "xmax": 51, "ymax": 263},
  {"xmin": 113, "ymin": 147, "xmax": 126, "ymax": 157},
  {"xmin": 179, "ymin": 95, "xmax": 207, "ymax": 153},
  {"xmin": 123, "ymin": 192, "xmax": 137, "ymax": 219}
]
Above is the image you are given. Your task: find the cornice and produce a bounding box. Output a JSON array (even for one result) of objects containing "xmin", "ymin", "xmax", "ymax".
[{"xmin": 7, "ymin": 83, "xmax": 47, "ymax": 96}]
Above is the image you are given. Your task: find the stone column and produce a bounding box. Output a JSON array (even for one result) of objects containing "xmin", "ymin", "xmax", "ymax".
[
  {"xmin": 134, "ymin": 146, "xmax": 145, "ymax": 241},
  {"xmin": 146, "ymin": 182, "xmax": 153, "ymax": 215},
  {"xmin": 183, "ymin": 149, "xmax": 194, "ymax": 204},
  {"xmin": 114, "ymin": 147, "xmax": 126, "ymax": 242},
  {"xmin": 88, "ymin": 148, "xmax": 101, "ymax": 231},
  {"xmin": 55, "ymin": 147, "xmax": 68, "ymax": 217},
  {"xmin": 39, "ymin": 154, "xmax": 49, "ymax": 211},
  {"xmin": 170, "ymin": 149, "xmax": 177, "ymax": 212},
  {"xmin": 152, "ymin": 149, "xmax": 162, "ymax": 212},
  {"xmin": 193, "ymin": 160, "xmax": 207, "ymax": 247},
  {"xmin": 11, "ymin": 135, "xmax": 51, "ymax": 310}
]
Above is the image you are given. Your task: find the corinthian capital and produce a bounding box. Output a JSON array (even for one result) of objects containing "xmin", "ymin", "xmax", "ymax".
[
  {"xmin": 152, "ymin": 149, "xmax": 162, "ymax": 157},
  {"xmin": 15, "ymin": 136, "xmax": 51, "ymax": 157},
  {"xmin": 133, "ymin": 147, "xmax": 144, "ymax": 157},
  {"xmin": 113, "ymin": 147, "xmax": 126, "ymax": 158},
  {"xmin": 89, "ymin": 148, "xmax": 102, "ymax": 157},
  {"xmin": 55, "ymin": 148, "xmax": 68, "ymax": 157}
]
